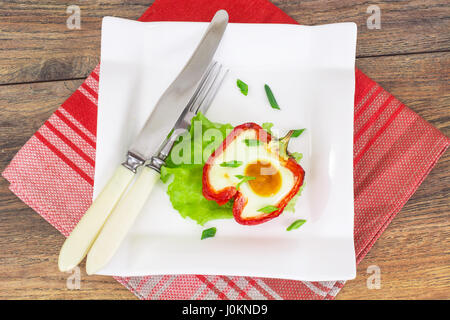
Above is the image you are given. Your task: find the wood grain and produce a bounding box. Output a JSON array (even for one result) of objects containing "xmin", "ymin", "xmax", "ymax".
[
  {"xmin": 1, "ymin": 0, "xmax": 449, "ymax": 84},
  {"xmin": 0, "ymin": 0, "xmax": 152, "ymax": 85},
  {"xmin": 0, "ymin": 0, "xmax": 449, "ymax": 300},
  {"xmin": 357, "ymin": 52, "xmax": 450, "ymax": 133},
  {"xmin": 276, "ymin": 0, "xmax": 450, "ymax": 56}
]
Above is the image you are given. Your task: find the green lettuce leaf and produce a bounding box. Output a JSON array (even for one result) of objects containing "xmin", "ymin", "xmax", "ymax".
[
  {"xmin": 161, "ymin": 166, "xmax": 233, "ymax": 225},
  {"xmin": 261, "ymin": 122, "xmax": 274, "ymax": 135},
  {"xmin": 284, "ymin": 182, "xmax": 305, "ymax": 212},
  {"xmin": 164, "ymin": 112, "xmax": 233, "ymax": 168},
  {"xmin": 160, "ymin": 113, "xmax": 234, "ymax": 225}
]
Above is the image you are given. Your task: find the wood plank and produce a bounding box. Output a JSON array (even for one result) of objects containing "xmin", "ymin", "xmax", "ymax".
[
  {"xmin": 0, "ymin": 0, "xmax": 152, "ymax": 85},
  {"xmin": 277, "ymin": 0, "xmax": 450, "ymax": 57},
  {"xmin": 0, "ymin": 53, "xmax": 448, "ymax": 299},
  {"xmin": 0, "ymin": 0, "xmax": 449, "ymax": 84},
  {"xmin": 356, "ymin": 51, "xmax": 450, "ymax": 134}
]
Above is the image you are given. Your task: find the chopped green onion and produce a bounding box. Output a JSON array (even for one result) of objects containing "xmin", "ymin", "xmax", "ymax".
[
  {"xmin": 257, "ymin": 205, "xmax": 279, "ymax": 214},
  {"xmin": 237, "ymin": 79, "xmax": 248, "ymax": 96},
  {"xmin": 292, "ymin": 129, "xmax": 305, "ymax": 137},
  {"xmin": 235, "ymin": 175, "xmax": 256, "ymax": 189},
  {"xmin": 201, "ymin": 227, "xmax": 217, "ymax": 240},
  {"xmin": 264, "ymin": 84, "xmax": 280, "ymax": 110},
  {"xmin": 244, "ymin": 139, "xmax": 262, "ymax": 147},
  {"xmin": 220, "ymin": 160, "xmax": 243, "ymax": 168},
  {"xmin": 286, "ymin": 219, "xmax": 307, "ymax": 231}
]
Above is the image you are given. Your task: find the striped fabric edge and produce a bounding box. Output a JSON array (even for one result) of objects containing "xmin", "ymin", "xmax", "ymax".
[
  {"xmin": 355, "ymin": 132, "xmax": 449, "ymax": 265},
  {"xmin": 115, "ymin": 275, "xmax": 288, "ymax": 300},
  {"xmin": 1, "ymin": 72, "xmax": 296, "ymax": 300},
  {"xmin": 2, "ymin": 63, "xmax": 449, "ymax": 299}
]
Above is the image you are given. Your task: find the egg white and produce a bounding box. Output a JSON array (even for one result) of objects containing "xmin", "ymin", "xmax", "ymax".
[{"xmin": 208, "ymin": 129, "xmax": 295, "ymax": 219}]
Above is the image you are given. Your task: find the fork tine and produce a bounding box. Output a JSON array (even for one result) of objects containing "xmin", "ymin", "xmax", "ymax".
[
  {"xmin": 197, "ymin": 68, "xmax": 228, "ymax": 115},
  {"xmin": 191, "ymin": 63, "xmax": 222, "ymax": 113},
  {"xmin": 186, "ymin": 61, "xmax": 218, "ymax": 111},
  {"xmin": 155, "ymin": 62, "xmax": 227, "ymax": 158},
  {"xmin": 190, "ymin": 63, "xmax": 228, "ymax": 115}
]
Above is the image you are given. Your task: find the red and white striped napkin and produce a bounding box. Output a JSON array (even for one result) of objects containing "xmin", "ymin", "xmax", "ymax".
[{"xmin": 3, "ymin": 0, "xmax": 449, "ymax": 300}]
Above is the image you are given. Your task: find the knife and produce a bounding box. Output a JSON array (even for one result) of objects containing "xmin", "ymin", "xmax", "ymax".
[
  {"xmin": 86, "ymin": 61, "xmax": 227, "ymax": 275},
  {"xmin": 58, "ymin": 10, "xmax": 229, "ymax": 272}
]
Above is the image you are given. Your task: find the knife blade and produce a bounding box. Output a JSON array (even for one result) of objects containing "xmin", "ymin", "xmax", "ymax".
[
  {"xmin": 58, "ymin": 10, "xmax": 229, "ymax": 272},
  {"xmin": 127, "ymin": 9, "xmax": 229, "ymax": 164}
]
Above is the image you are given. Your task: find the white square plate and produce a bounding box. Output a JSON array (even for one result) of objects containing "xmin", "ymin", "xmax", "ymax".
[{"xmin": 95, "ymin": 17, "xmax": 357, "ymax": 281}]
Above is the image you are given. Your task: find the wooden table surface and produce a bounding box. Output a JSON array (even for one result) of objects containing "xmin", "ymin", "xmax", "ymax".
[{"xmin": 0, "ymin": 0, "xmax": 448, "ymax": 300}]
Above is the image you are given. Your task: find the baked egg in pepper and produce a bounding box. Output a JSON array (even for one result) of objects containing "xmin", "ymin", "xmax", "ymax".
[{"xmin": 202, "ymin": 123, "xmax": 305, "ymax": 225}]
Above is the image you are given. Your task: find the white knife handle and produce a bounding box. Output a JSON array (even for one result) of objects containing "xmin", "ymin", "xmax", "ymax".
[
  {"xmin": 58, "ymin": 165, "xmax": 134, "ymax": 272},
  {"xmin": 86, "ymin": 166, "xmax": 160, "ymax": 275}
]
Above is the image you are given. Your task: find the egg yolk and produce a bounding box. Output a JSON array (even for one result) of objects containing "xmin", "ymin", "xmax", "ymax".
[{"xmin": 244, "ymin": 161, "xmax": 282, "ymax": 197}]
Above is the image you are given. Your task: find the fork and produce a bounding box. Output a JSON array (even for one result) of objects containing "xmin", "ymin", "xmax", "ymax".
[
  {"xmin": 85, "ymin": 62, "xmax": 228, "ymax": 275},
  {"xmin": 149, "ymin": 61, "xmax": 228, "ymax": 169}
]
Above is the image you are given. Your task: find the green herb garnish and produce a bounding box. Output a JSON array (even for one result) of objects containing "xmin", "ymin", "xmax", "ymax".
[
  {"xmin": 220, "ymin": 160, "xmax": 243, "ymax": 168},
  {"xmin": 264, "ymin": 84, "xmax": 280, "ymax": 110},
  {"xmin": 286, "ymin": 219, "xmax": 306, "ymax": 231},
  {"xmin": 257, "ymin": 205, "xmax": 279, "ymax": 214},
  {"xmin": 244, "ymin": 139, "xmax": 262, "ymax": 147},
  {"xmin": 237, "ymin": 79, "xmax": 248, "ymax": 96},
  {"xmin": 292, "ymin": 129, "xmax": 305, "ymax": 137},
  {"xmin": 201, "ymin": 227, "xmax": 217, "ymax": 240},
  {"xmin": 235, "ymin": 175, "xmax": 256, "ymax": 189}
]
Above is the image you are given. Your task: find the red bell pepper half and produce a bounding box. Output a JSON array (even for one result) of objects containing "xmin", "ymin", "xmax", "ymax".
[{"xmin": 202, "ymin": 123, "xmax": 305, "ymax": 225}]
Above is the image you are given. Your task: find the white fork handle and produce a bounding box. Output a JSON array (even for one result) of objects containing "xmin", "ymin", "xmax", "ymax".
[
  {"xmin": 86, "ymin": 166, "xmax": 160, "ymax": 275},
  {"xmin": 58, "ymin": 165, "xmax": 134, "ymax": 272}
]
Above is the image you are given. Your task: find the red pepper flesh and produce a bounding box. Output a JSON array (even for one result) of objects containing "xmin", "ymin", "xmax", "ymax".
[{"xmin": 202, "ymin": 123, "xmax": 305, "ymax": 225}]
